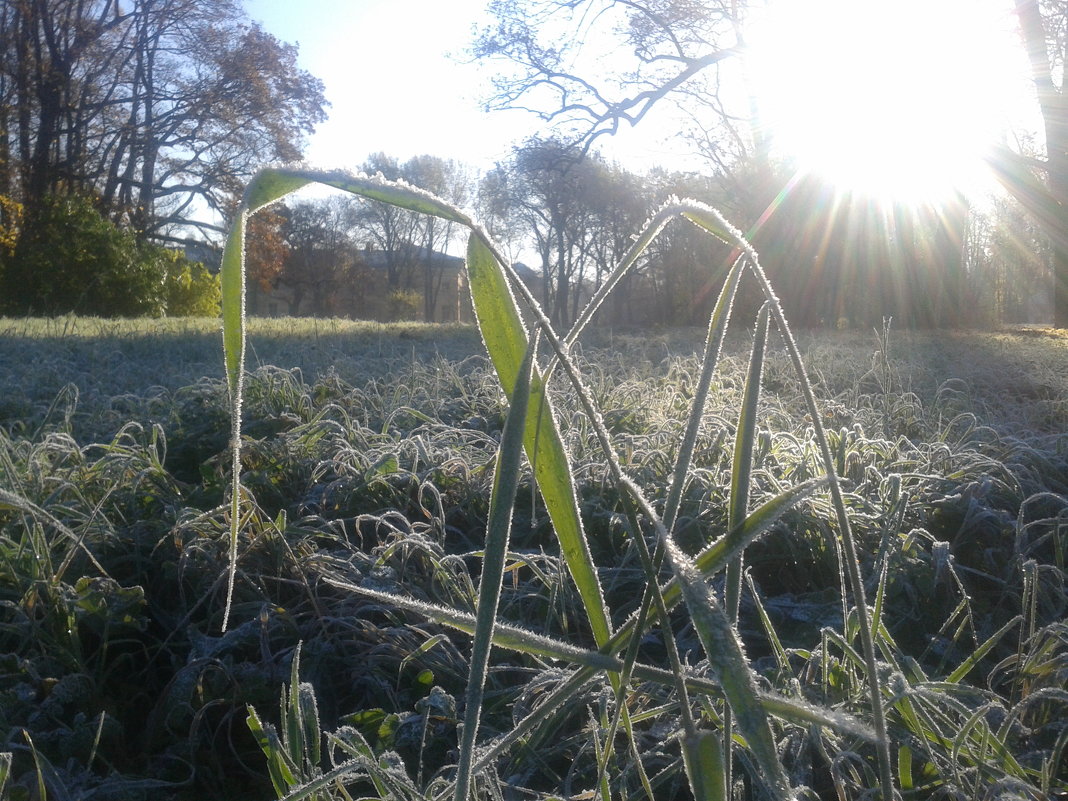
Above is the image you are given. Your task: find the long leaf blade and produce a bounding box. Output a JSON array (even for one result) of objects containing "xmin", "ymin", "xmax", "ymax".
[
  {"xmin": 466, "ymin": 232, "xmax": 612, "ymax": 646},
  {"xmin": 454, "ymin": 334, "xmax": 537, "ymax": 801}
]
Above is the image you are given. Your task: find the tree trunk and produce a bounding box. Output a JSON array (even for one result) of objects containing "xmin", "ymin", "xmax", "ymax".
[
  {"xmin": 1015, "ymin": 0, "xmax": 1068, "ymax": 327},
  {"xmin": 1049, "ymin": 160, "xmax": 1068, "ymax": 328}
]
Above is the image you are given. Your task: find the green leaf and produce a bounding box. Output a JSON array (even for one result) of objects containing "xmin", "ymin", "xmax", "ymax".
[
  {"xmin": 726, "ymin": 302, "xmax": 770, "ymax": 619},
  {"xmin": 945, "ymin": 615, "xmax": 1021, "ymax": 684},
  {"xmin": 415, "ymin": 669, "xmax": 435, "ymax": 688},
  {"xmin": 664, "ymin": 538, "xmax": 793, "ymax": 801},
  {"xmin": 220, "ymin": 167, "xmax": 479, "ymax": 631},
  {"xmin": 328, "ymin": 577, "xmax": 875, "ymax": 745},
  {"xmin": 247, "ymin": 705, "xmax": 299, "ymax": 796},
  {"xmin": 286, "ymin": 644, "xmax": 306, "ymax": 772},
  {"xmin": 367, "ymin": 453, "xmax": 400, "ymax": 477},
  {"xmin": 664, "ymin": 253, "xmax": 747, "ymax": 531},
  {"xmin": 326, "ymin": 579, "xmax": 620, "ymax": 672},
  {"xmin": 898, "ymin": 745, "xmax": 914, "ymax": 791},
  {"xmin": 242, "ymin": 169, "xmax": 317, "ymax": 212},
  {"xmin": 682, "ymin": 203, "xmax": 749, "ymax": 247}
]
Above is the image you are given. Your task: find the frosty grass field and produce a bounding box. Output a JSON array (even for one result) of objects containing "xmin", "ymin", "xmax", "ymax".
[{"xmin": 0, "ymin": 309, "xmax": 1065, "ymax": 800}]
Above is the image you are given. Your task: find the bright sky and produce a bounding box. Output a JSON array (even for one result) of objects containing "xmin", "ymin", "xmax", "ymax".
[
  {"xmin": 242, "ymin": 0, "xmax": 537, "ymax": 171},
  {"xmin": 243, "ymin": 0, "xmax": 1037, "ymax": 205},
  {"xmin": 242, "ymin": 0, "xmax": 699, "ymax": 175},
  {"xmin": 747, "ymin": 0, "xmax": 1035, "ymax": 204}
]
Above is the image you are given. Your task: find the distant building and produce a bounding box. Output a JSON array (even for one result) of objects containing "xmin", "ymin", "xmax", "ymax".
[
  {"xmin": 247, "ymin": 245, "xmax": 463, "ymax": 321},
  {"xmin": 180, "ymin": 240, "xmax": 221, "ymax": 271},
  {"xmin": 247, "ymin": 245, "xmax": 545, "ymax": 323}
]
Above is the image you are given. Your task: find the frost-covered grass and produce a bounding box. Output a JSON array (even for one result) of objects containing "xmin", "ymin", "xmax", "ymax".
[
  {"xmin": 2, "ymin": 316, "xmax": 1064, "ymax": 444},
  {"xmin": 1, "ymin": 168, "xmax": 1067, "ymax": 800},
  {"xmin": 0, "ymin": 315, "xmax": 1065, "ymax": 800}
]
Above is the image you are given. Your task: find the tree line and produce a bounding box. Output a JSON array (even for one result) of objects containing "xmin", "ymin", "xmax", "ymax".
[
  {"xmin": 472, "ymin": 0, "xmax": 1068, "ymax": 328},
  {"xmin": 248, "ymin": 138, "xmax": 1047, "ymax": 329},
  {"xmin": 243, "ymin": 153, "xmax": 472, "ymax": 321},
  {"xmin": 225, "ymin": 0, "xmax": 1061, "ymax": 330}
]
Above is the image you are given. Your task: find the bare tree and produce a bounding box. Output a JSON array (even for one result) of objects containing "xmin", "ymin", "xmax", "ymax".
[
  {"xmin": 472, "ymin": 0, "xmax": 749, "ymax": 164},
  {"xmin": 355, "ymin": 153, "xmax": 423, "ymax": 291},
  {"xmin": 401, "ymin": 155, "xmax": 470, "ymax": 321},
  {"xmin": 481, "ymin": 138, "xmax": 651, "ymax": 327},
  {"xmin": 277, "ymin": 197, "xmax": 359, "ymax": 317}
]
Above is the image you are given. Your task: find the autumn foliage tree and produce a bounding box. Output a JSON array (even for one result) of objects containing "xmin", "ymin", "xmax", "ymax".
[
  {"xmin": 246, "ymin": 209, "xmax": 289, "ymax": 294},
  {"xmin": 0, "ymin": 0, "xmax": 326, "ymax": 315},
  {"xmin": 0, "ymin": 0, "xmax": 326, "ymax": 239}
]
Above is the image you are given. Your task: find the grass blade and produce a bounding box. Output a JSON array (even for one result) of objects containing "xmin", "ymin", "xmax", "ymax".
[
  {"xmin": 662, "ymin": 535, "xmax": 792, "ymax": 801},
  {"xmin": 221, "ymin": 167, "xmax": 611, "ymax": 644},
  {"xmin": 682, "ymin": 730, "xmax": 727, "ymax": 801},
  {"xmin": 945, "ymin": 615, "xmax": 1021, "ymax": 684},
  {"xmin": 685, "ymin": 200, "xmax": 895, "ymax": 800},
  {"xmin": 247, "ymin": 704, "xmax": 299, "ymax": 797},
  {"xmin": 721, "ymin": 300, "xmax": 770, "ymax": 796},
  {"xmin": 325, "ymin": 580, "xmax": 621, "ymax": 671},
  {"xmin": 664, "ymin": 253, "xmax": 746, "ymax": 531},
  {"xmin": 466, "ymin": 232, "xmax": 612, "ymax": 646},
  {"xmin": 726, "ymin": 302, "xmax": 770, "ymax": 621},
  {"xmin": 454, "ymin": 334, "xmax": 537, "ymax": 801}
]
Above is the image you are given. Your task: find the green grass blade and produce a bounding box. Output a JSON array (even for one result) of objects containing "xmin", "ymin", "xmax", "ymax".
[
  {"xmin": 726, "ymin": 302, "xmax": 770, "ymax": 620},
  {"xmin": 898, "ymin": 745, "xmax": 914, "ymax": 791},
  {"xmin": 247, "ymin": 704, "xmax": 300, "ymax": 797},
  {"xmin": 664, "ymin": 253, "xmax": 746, "ymax": 531},
  {"xmin": 663, "ymin": 537, "xmax": 792, "ymax": 801},
  {"xmin": 325, "ymin": 580, "xmax": 621, "ymax": 671},
  {"xmin": 563, "ymin": 202, "xmax": 676, "ymax": 348},
  {"xmin": 220, "ymin": 167, "xmax": 480, "ymax": 631},
  {"xmin": 221, "ymin": 166, "xmax": 607, "ymax": 639},
  {"xmin": 312, "ymin": 170, "xmax": 471, "ymax": 223},
  {"xmin": 746, "ymin": 572, "xmax": 790, "ymax": 674},
  {"xmin": 466, "ymin": 232, "xmax": 611, "ymax": 646},
  {"xmin": 681, "ymin": 204, "xmax": 751, "ymax": 247},
  {"xmin": 241, "ymin": 169, "xmax": 320, "ymax": 214},
  {"xmin": 23, "ymin": 732, "xmax": 54, "ymax": 801},
  {"xmin": 0, "ymin": 487, "xmax": 108, "ymax": 579},
  {"xmin": 945, "ymin": 615, "xmax": 1021, "ymax": 684},
  {"xmin": 454, "ymin": 334, "xmax": 537, "ymax": 801},
  {"xmin": 272, "ymin": 758, "xmax": 368, "ymax": 801},
  {"xmin": 286, "ymin": 643, "xmax": 306, "ymax": 774},
  {"xmin": 665, "ymin": 477, "xmax": 827, "ymax": 610},
  {"xmin": 684, "ymin": 199, "xmax": 895, "ymax": 800},
  {"xmin": 331, "ymin": 575, "xmax": 868, "ymax": 744}
]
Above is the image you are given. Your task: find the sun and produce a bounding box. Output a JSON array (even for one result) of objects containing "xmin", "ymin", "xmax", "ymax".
[{"xmin": 746, "ymin": 0, "xmax": 1026, "ymax": 204}]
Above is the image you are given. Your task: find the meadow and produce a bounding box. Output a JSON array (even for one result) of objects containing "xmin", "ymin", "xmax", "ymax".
[{"xmin": 0, "ymin": 312, "xmax": 1065, "ymax": 800}]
